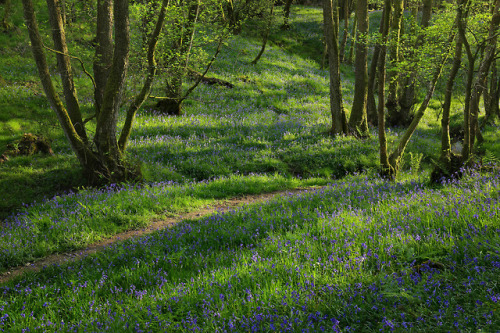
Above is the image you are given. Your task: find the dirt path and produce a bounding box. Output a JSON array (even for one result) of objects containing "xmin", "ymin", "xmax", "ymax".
[{"xmin": 0, "ymin": 187, "xmax": 318, "ymax": 285}]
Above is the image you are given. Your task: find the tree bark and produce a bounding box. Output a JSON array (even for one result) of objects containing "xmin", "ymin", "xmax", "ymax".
[
  {"xmin": 458, "ymin": 0, "xmax": 474, "ymax": 160},
  {"xmin": 346, "ymin": 12, "xmax": 356, "ymax": 64},
  {"xmin": 339, "ymin": 0, "xmax": 350, "ymax": 62},
  {"xmin": 440, "ymin": 22, "xmax": 463, "ymax": 162},
  {"xmin": 466, "ymin": 0, "xmax": 500, "ymax": 158},
  {"xmin": 484, "ymin": 60, "xmax": 500, "ymax": 122},
  {"xmin": 323, "ymin": 0, "xmax": 348, "ymax": 135},
  {"xmin": 367, "ymin": 4, "xmax": 388, "ymax": 125},
  {"xmin": 348, "ymin": 0, "xmax": 368, "ymax": 135},
  {"xmin": 385, "ymin": 0, "xmax": 404, "ymax": 124},
  {"xmin": 157, "ymin": 0, "xmax": 200, "ymax": 116},
  {"xmin": 282, "ymin": 0, "xmax": 293, "ymax": 29},
  {"xmin": 119, "ymin": 0, "xmax": 171, "ymax": 151},
  {"xmin": 388, "ymin": 48, "xmax": 449, "ymax": 175},
  {"xmin": 377, "ymin": 0, "xmax": 393, "ymax": 178},
  {"xmin": 92, "ymin": 0, "xmax": 132, "ymax": 182},
  {"xmin": 46, "ymin": 0, "xmax": 86, "ymax": 142},
  {"xmin": 93, "ymin": 0, "xmax": 113, "ymax": 117}
]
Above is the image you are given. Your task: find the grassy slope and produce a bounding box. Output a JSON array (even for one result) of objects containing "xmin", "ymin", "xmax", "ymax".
[{"xmin": 0, "ymin": 172, "xmax": 499, "ymax": 331}]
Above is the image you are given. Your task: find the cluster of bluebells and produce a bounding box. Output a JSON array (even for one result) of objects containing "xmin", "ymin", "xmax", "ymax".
[{"xmin": 0, "ymin": 172, "xmax": 498, "ymax": 331}]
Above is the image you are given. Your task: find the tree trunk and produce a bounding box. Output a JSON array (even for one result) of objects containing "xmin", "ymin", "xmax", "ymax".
[
  {"xmin": 367, "ymin": 3, "xmax": 388, "ymax": 125},
  {"xmin": 46, "ymin": 0, "xmax": 87, "ymax": 142},
  {"xmin": 339, "ymin": 0, "xmax": 350, "ymax": 62},
  {"xmin": 348, "ymin": 0, "xmax": 368, "ymax": 135},
  {"xmin": 119, "ymin": 0, "xmax": 171, "ymax": 151},
  {"xmin": 388, "ymin": 42, "xmax": 451, "ymax": 176},
  {"xmin": 466, "ymin": 0, "xmax": 500, "ymax": 158},
  {"xmin": 156, "ymin": 0, "xmax": 200, "ymax": 116},
  {"xmin": 93, "ymin": 0, "xmax": 113, "ymax": 117},
  {"xmin": 385, "ymin": 0, "xmax": 404, "ymax": 125},
  {"xmin": 1, "ymin": 0, "xmax": 13, "ymax": 31},
  {"xmin": 377, "ymin": 0, "xmax": 394, "ymax": 179},
  {"xmin": 323, "ymin": 0, "xmax": 348, "ymax": 135},
  {"xmin": 439, "ymin": 23, "xmax": 463, "ymax": 162},
  {"xmin": 458, "ymin": 0, "xmax": 474, "ymax": 160},
  {"xmin": 281, "ymin": 0, "xmax": 293, "ymax": 29},
  {"xmin": 346, "ymin": 12, "xmax": 357, "ymax": 64},
  {"xmin": 397, "ymin": 0, "xmax": 432, "ymax": 126},
  {"xmin": 94, "ymin": 0, "xmax": 129, "ymax": 162},
  {"xmin": 484, "ymin": 61, "xmax": 500, "ymax": 122},
  {"xmin": 251, "ymin": 3, "xmax": 275, "ymax": 65}
]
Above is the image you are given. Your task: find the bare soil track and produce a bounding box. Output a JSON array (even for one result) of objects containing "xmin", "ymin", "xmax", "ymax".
[{"xmin": 0, "ymin": 187, "xmax": 319, "ymax": 285}]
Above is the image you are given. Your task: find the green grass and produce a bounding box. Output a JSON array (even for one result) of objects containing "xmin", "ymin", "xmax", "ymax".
[{"xmin": 0, "ymin": 171, "xmax": 498, "ymax": 331}]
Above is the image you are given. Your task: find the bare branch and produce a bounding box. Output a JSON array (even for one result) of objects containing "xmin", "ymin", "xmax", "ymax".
[{"xmin": 42, "ymin": 43, "xmax": 96, "ymax": 90}]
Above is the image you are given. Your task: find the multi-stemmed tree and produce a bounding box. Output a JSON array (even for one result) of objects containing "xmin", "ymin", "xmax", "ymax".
[{"xmin": 22, "ymin": 0, "xmax": 171, "ymax": 184}]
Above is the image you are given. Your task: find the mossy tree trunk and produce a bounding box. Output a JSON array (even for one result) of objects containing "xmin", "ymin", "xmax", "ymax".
[
  {"xmin": 348, "ymin": 0, "xmax": 368, "ymax": 136},
  {"xmin": 346, "ymin": 11, "xmax": 356, "ymax": 64},
  {"xmin": 323, "ymin": 0, "xmax": 348, "ymax": 135}
]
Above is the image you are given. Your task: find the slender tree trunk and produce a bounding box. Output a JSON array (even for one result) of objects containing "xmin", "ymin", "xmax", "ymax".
[
  {"xmin": 466, "ymin": 0, "xmax": 500, "ymax": 156},
  {"xmin": 483, "ymin": 62, "xmax": 493, "ymax": 119},
  {"xmin": 484, "ymin": 61, "xmax": 500, "ymax": 122},
  {"xmin": 93, "ymin": 0, "xmax": 113, "ymax": 117},
  {"xmin": 282, "ymin": 0, "xmax": 293, "ymax": 29},
  {"xmin": 385, "ymin": 0, "xmax": 404, "ymax": 124},
  {"xmin": 339, "ymin": 0, "xmax": 350, "ymax": 62},
  {"xmin": 324, "ymin": 0, "xmax": 348, "ymax": 135},
  {"xmin": 377, "ymin": 0, "xmax": 393, "ymax": 178},
  {"xmin": 388, "ymin": 42, "xmax": 451, "ymax": 175},
  {"xmin": 367, "ymin": 4, "xmax": 388, "ymax": 125},
  {"xmin": 157, "ymin": 0, "xmax": 200, "ymax": 116},
  {"xmin": 46, "ymin": 0, "xmax": 87, "ymax": 142},
  {"xmin": 252, "ymin": 3, "xmax": 275, "ymax": 65},
  {"xmin": 440, "ymin": 26, "xmax": 463, "ymax": 161},
  {"xmin": 119, "ymin": 0, "xmax": 171, "ymax": 151},
  {"xmin": 397, "ymin": 0, "xmax": 432, "ymax": 125},
  {"xmin": 346, "ymin": 12, "xmax": 357, "ymax": 64},
  {"xmin": 348, "ymin": 0, "xmax": 368, "ymax": 135}
]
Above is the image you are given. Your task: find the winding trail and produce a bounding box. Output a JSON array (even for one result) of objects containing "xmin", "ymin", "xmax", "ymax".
[{"xmin": 0, "ymin": 187, "xmax": 318, "ymax": 285}]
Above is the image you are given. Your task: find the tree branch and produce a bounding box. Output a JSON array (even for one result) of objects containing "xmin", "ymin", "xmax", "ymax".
[{"xmin": 42, "ymin": 43, "xmax": 96, "ymax": 90}]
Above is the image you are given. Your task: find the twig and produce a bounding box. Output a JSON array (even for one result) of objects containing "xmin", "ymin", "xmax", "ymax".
[{"xmin": 42, "ymin": 43, "xmax": 96, "ymax": 90}]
